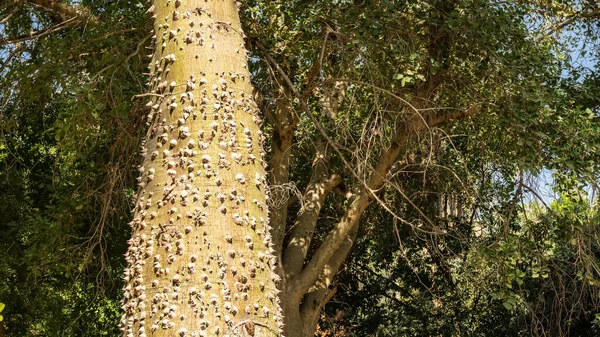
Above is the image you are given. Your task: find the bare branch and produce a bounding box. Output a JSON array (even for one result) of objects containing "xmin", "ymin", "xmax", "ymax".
[
  {"xmin": 0, "ymin": 16, "xmax": 76, "ymax": 45},
  {"xmin": 0, "ymin": 4, "xmax": 21, "ymax": 25},
  {"xmin": 300, "ymin": 24, "xmax": 331, "ymax": 99},
  {"xmin": 89, "ymin": 28, "xmax": 139, "ymax": 43}
]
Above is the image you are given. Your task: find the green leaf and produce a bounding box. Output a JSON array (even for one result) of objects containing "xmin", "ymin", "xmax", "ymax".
[{"xmin": 401, "ymin": 76, "xmax": 412, "ymax": 87}]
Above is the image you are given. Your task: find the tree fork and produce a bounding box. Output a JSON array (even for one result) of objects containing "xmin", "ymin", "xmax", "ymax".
[{"xmin": 119, "ymin": 1, "xmax": 283, "ymax": 336}]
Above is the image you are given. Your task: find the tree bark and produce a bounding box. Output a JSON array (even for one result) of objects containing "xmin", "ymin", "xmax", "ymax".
[
  {"xmin": 268, "ymin": 91, "xmax": 295, "ymax": 268},
  {"xmin": 119, "ymin": 1, "xmax": 282, "ymax": 336}
]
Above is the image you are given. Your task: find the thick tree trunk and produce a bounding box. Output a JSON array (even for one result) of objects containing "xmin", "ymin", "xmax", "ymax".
[
  {"xmin": 278, "ymin": 306, "xmax": 305, "ymax": 337},
  {"xmin": 119, "ymin": 1, "xmax": 283, "ymax": 336}
]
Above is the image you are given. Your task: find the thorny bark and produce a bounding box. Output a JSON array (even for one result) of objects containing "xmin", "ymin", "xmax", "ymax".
[{"xmin": 119, "ymin": 1, "xmax": 282, "ymax": 336}]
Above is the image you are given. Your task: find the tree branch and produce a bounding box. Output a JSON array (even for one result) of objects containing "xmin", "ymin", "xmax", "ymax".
[
  {"xmin": 300, "ymin": 222, "xmax": 358, "ymax": 332},
  {"xmin": 0, "ymin": 16, "xmax": 76, "ymax": 45},
  {"xmin": 291, "ymin": 134, "xmax": 402, "ymax": 298},
  {"xmin": 0, "ymin": 44, "xmax": 26, "ymax": 73},
  {"xmin": 269, "ymin": 92, "xmax": 297, "ymax": 255},
  {"xmin": 300, "ymin": 24, "xmax": 331, "ymax": 99},
  {"xmin": 283, "ymin": 153, "xmax": 342, "ymax": 278},
  {"xmin": 27, "ymin": 0, "xmax": 100, "ymax": 26},
  {"xmin": 292, "ymin": 105, "xmax": 480, "ymax": 297},
  {"xmin": 545, "ymin": 7, "xmax": 600, "ymax": 34},
  {"xmin": 0, "ymin": 0, "xmax": 103, "ymax": 46},
  {"xmin": 256, "ymin": 38, "xmax": 481, "ymax": 301},
  {"xmin": 0, "ymin": 4, "xmax": 21, "ymax": 25}
]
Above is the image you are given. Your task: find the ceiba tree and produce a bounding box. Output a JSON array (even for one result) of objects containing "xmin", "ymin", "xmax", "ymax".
[{"xmin": 118, "ymin": 0, "xmax": 284, "ymax": 336}]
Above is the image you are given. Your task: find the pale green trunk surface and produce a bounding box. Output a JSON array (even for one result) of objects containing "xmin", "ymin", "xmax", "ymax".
[{"xmin": 119, "ymin": 0, "xmax": 283, "ymax": 336}]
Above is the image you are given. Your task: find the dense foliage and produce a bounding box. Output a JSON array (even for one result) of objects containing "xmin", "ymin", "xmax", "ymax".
[
  {"xmin": 1, "ymin": 0, "xmax": 600, "ymax": 336},
  {"xmin": 0, "ymin": 0, "xmax": 148, "ymax": 335}
]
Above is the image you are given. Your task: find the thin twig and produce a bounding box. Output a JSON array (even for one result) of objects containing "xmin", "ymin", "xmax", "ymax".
[
  {"xmin": 0, "ymin": 16, "xmax": 77, "ymax": 45},
  {"xmin": 0, "ymin": 4, "xmax": 20, "ymax": 24},
  {"xmin": 300, "ymin": 25, "xmax": 331, "ymax": 99},
  {"xmin": 256, "ymin": 39, "xmax": 439, "ymax": 230},
  {"xmin": 89, "ymin": 28, "xmax": 139, "ymax": 43},
  {"xmin": 133, "ymin": 93, "xmax": 164, "ymax": 99}
]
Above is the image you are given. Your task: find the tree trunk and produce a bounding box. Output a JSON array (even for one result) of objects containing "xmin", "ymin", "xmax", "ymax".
[{"xmin": 119, "ymin": 1, "xmax": 283, "ymax": 336}]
